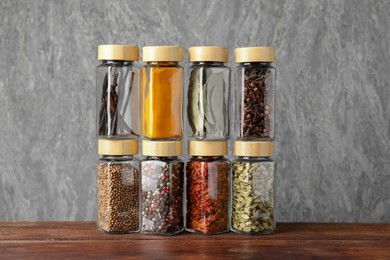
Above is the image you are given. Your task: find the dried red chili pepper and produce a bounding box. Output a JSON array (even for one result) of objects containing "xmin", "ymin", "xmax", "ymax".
[{"xmin": 186, "ymin": 156, "xmax": 230, "ymax": 234}]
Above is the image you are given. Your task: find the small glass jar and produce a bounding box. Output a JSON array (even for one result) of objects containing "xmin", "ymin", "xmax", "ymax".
[
  {"xmin": 97, "ymin": 139, "xmax": 140, "ymax": 234},
  {"xmin": 142, "ymin": 46, "xmax": 184, "ymax": 140},
  {"xmin": 186, "ymin": 46, "xmax": 230, "ymax": 140},
  {"xmin": 231, "ymin": 141, "xmax": 276, "ymax": 235},
  {"xmin": 234, "ymin": 47, "xmax": 276, "ymax": 140},
  {"xmin": 140, "ymin": 140, "xmax": 184, "ymax": 235},
  {"xmin": 186, "ymin": 140, "xmax": 230, "ymax": 235},
  {"xmin": 96, "ymin": 45, "xmax": 141, "ymax": 139}
]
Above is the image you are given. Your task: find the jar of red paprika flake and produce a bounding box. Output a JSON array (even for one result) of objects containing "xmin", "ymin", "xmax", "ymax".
[{"xmin": 186, "ymin": 140, "xmax": 230, "ymax": 235}]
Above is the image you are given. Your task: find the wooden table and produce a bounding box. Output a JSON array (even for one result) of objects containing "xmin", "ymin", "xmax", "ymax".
[{"xmin": 0, "ymin": 222, "xmax": 389, "ymax": 259}]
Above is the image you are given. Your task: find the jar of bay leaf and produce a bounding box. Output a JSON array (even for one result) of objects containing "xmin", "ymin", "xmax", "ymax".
[
  {"xmin": 186, "ymin": 46, "xmax": 230, "ymax": 140},
  {"xmin": 234, "ymin": 47, "xmax": 276, "ymax": 140},
  {"xmin": 140, "ymin": 140, "xmax": 184, "ymax": 235},
  {"xmin": 142, "ymin": 46, "xmax": 184, "ymax": 140},
  {"xmin": 96, "ymin": 45, "xmax": 141, "ymax": 139},
  {"xmin": 186, "ymin": 140, "xmax": 230, "ymax": 235},
  {"xmin": 231, "ymin": 141, "xmax": 276, "ymax": 235},
  {"xmin": 97, "ymin": 139, "xmax": 140, "ymax": 234}
]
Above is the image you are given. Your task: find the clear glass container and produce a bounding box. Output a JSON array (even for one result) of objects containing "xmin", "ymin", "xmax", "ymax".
[
  {"xmin": 234, "ymin": 47, "xmax": 276, "ymax": 140},
  {"xmin": 140, "ymin": 140, "xmax": 184, "ymax": 235},
  {"xmin": 141, "ymin": 46, "xmax": 184, "ymax": 140},
  {"xmin": 186, "ymin": 154, "xmax": 230, "ymax": 235},
  {"xmin": 96, "ymin": 45, "xmax": 140, "ymax": 139},
  {"xmin": 186, "ymin": 46, "xmax": 230, "ymax": 140},
  {"xmin": 96, "ymin": 140, "xmax": 140, "ymax": 234},
  {"xmin": 231, "ymin": 141, "xmax": 276, "ymax": 235}
]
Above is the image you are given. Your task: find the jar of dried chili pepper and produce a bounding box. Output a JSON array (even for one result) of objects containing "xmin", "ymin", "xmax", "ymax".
[
  {"xmin": 186, "ymin": 140, "xmax": 230, "ymax": 235},
  {"xmin": 234, "ymin": 47, "xmax": 276, "ymax": 140},
  {"xmin": 96, "ymin": 45, "xmax": 141, "ymax": 139},
  {"xmin": 231, "ymin": 141, "xmax": 276, "ymax": 235},
  {"xmin": 140, "ymin": 140, "xmax": 184, "ymax": 235}
]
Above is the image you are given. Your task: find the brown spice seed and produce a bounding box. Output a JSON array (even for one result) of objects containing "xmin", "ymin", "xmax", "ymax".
[{"xmin": 97, "ymin": 163, "xmax": 139, "ymax": 233}]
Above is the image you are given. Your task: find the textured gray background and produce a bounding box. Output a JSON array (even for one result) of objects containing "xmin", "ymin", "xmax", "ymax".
[{"xmin": 1, "ymin": 0, "xmax": 389, "ymax": 222}]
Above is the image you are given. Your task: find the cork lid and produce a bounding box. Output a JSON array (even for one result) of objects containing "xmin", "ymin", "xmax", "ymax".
[
  {"xmin": 234, "ymin": 141, "xmax": 274, "ymax": 157},
  {"xmin": 234, "ymin": 47, "xmax": 275, "ymax": 63},
  {"xmin": 98, "ymin": 45, "xmax": 139, "ymax": 61},
  {"xmin": 188, "ymin": 46, "xmax": 228, "ymax": 63},
  {"xmin": 188, "ymin": 140, "xmax": 228, "ymax": 156},
  {"xmin": 98, "ymin": 139, "xmax": 138, "ymax": 155},
  {"xmin": 142, "ymin": 140, "xmax": 182, "ymax": 156},
  {"xmin": 142, "ymin": 46, "xmax": 183, "ymax": 62}
]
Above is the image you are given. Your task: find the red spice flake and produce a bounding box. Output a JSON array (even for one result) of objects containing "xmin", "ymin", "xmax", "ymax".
[{"xmin": 186, "ymin": 159, "xmax": 230, "ymax": 234}]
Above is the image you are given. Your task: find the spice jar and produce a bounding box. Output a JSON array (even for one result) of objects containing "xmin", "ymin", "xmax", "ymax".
[
  {"xmin": 142, "ymin": 46, "xmax": 184, "ymax": 139},
  {"xmin": 186, "ymin": 46, "xmax": 230, "ymax": 140},
  {"xmin": 186, "ymin": 140, "xmax": 230, "ymax": 235},
  {"xmin": 96, "ymin": 45, "xmax": 141, "ymax": 138},
  {"xmin": 234, "ymin": 47, "xmax": 276, "ymax": 140},
  {"xmin": 140, "ymin": 140, "xmax": 184, "ymax": 235},
  {"xmin": 231, "ymin": 141, "xmax": 276, "ymax": 235},
  {"xmin": 97, "ymin": 139, "xmax": 140, "ymax": 234}
]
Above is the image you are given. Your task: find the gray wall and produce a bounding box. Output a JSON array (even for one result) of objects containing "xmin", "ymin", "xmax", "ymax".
[{"xmin": 1, "ymin": 0, "xmax": 389, "ymax": 222}]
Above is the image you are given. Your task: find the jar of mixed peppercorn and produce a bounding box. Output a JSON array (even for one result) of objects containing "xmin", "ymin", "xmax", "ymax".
[
  {"xmin": 186, "ymin": 140, "xmax": 230, "ymax": 235},
  {"xmin": 140, "ymin": 140, "xmax": 184, "ymax": 235}
]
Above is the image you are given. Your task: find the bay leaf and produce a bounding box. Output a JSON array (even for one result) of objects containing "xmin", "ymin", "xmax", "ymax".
[
  {"xmin": 203, "ymin": 72, "xmax": 225, "ymax": 136},
  {"xmin": 203, "ymin": 73, "xmax": 216, "ymax": 126},
  {"xmin": 210, "ymin": 72, "xmax": 225, "ymax": 133},
  {"xmin": 187, "ymin": 68, "xmax": 203, "ymax": 135}
]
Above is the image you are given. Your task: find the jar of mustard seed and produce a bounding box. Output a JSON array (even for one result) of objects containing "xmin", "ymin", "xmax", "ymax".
[
  {"xmin": 231, "ymin": 141, "xmax": 276, "ymax": 235},
  {"xmin": 186, "ymin": 46, "xmax": 230, "ymax": 140},
  {"xmin": 141, "ymin": 46, "xmax": 184, "ymax": 140},
  {"xmin": 140, "ymin": 140, "xmax": 184, "ymax": 235},
  {"xmin": 186, "ymin": 140, "xmax": 230, "ymax": 235},
  {"xmin": 234, "ymin": 47, "xmax": 276, "ymax": 140},
  {"xmin": 97, "ymin": 139, "xmax": 140, "ymax": 234},
  {"xmin": 96, "ymin": 45, "xmax": 141, "ymax": 139}
]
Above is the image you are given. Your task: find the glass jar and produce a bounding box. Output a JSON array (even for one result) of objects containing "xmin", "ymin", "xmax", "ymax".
[
  {"xmin": 186, "ymin": 140, "xmax": 230, "ymax": 235},
  {"xmin": 186, "ymin": 46, "xmax": 230, "ymax": 140},
  {"xmin": 96, "ymin": 45, "xmax": 141, "ymax": 139},
  {"xmin": 97, "ymin": 139, "xmax": 140, "ymax": 234},
  {"xmin": 234, "ymin": 47, "xmax": 276, "ymax": 140},
  {"xmin": 142, "ymin": 46, "xmax": 184, "ymax": 139},
  {"xmin": 140, "ymin": 140, "xmax": 184, "ymax": 235},
  {"xmin": 231, "ymin": 141, "xmax": 276, "ymax": 235}
]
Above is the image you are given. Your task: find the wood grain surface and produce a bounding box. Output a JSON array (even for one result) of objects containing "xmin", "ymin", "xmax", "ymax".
[{"xmin": 0, "ymin": 222, "xmax": 389, "ymax": 259}]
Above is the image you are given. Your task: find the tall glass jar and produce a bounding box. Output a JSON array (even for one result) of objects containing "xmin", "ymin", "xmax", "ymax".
[
  {"xmin": 234, "ymin": 47, "xmax": 276, "ymax": 140},
  {"xmin": 231, "ymin": 141, "xmax": 276, "ymax": 235},
  {"xmin": 142, "ymin": 46, "xmax": 184, "ymax": 140},
  {"xmin": 186, "ymin": 46, "xmax": 230, "ymax": 140},
  {"xmin": 186, "ymin": 140, "xmax": 230, "ymax": 235},
  {"xmin": 96, "ymin": 45, "xmax": 141, "ymax": 139},
  {"xmin": 140, "ymin": 140, "xmax": 184, "ymax": 235},
  {"xmin": 97, "ymin": 139, "xmax": 140, "ymax": 234}
]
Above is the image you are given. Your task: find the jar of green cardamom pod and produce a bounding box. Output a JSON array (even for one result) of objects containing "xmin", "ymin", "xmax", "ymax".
[{"xmin": 231, "ymin": 141, "xmax": 276, "ymax": 235}]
